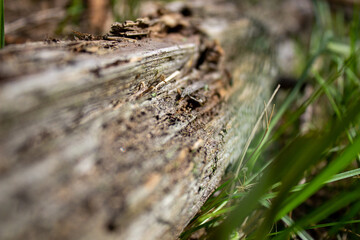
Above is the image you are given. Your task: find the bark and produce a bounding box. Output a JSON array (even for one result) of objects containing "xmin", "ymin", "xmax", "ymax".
[{"xmin": 0, "ymin": 1, "xmax": 276, "ymax": 239}]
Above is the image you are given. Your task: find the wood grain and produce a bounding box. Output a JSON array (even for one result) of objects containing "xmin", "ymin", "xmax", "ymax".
[{"xmin": 0, "ymin": 1, "xmax": 276, "ymax": 239}]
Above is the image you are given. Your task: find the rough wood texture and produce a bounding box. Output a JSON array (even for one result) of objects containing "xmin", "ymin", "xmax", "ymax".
[{"xmin": 0, "ymin": 1, "xmax": 276, "ymax": 239}]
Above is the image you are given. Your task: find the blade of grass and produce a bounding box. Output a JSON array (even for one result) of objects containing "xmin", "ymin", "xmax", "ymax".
[
  {"xmin": 227, "ymin": 85, "xmax": 279, "ymax": 205},
  {"xmin": 310, "ymin": 219, "xmax": 360, "ymax": 230},
  {"xmin": 245, "ymin": 159, "xmax": 272, "ymax": 185},
  {"xmin": 312, "ymin": 69, "xmax": 360, "ymax": 162},
  {"xmin": 209, "ymin": 134, "xmax": 322, "ymax": 239},
  {"xmin": 248, "ymin": 47, "xmax": 327, "ymax": 169},
  {"xmin": 329, "ymin": 200, "xmax": 360, "ymax": 235},
  {"xmin": 180, "ymin": 217, "xmax": 222, "ymax": 240},
  {"xmin": 210, "ymin": 125, "xmax": 344, "ymax": 239},
  {"xmin": 325, "ymin": 168, "xmax": 360, "ymax": 183},
  {"xmin": 327, "ymin": 41, "xmax": 351, "ymax": 57},
  {"xmin": 244, "ymin": 104, "xmax": 275, "ymax": 173},
  {"xmin": 198, "ymin": 206, "xmax": 236, "ymax": 224},
  {"xmin": 261, "ymin": 200, "xmax": 313, "ymax": 240},
  {"xmin": 313, "ymin": 69, "xmax": 341, "ymax": 118},
  {"xmin": 345, "ymin": 68, "xmax": 360, "ymax": 88},
  {"xmin": 290, "ymin": 167, "xmax": 360, "ymax": 193},
  {"xmin": 254, "ymin": 135, "xmax": 326, "ymax": 239},
  {"xmin": 269, "ymin": 49, "xmax": 324, "ymax": 132},
  {"xmin": 253, "ymin": 4, "xmax": 333, "ymax": 157},
  {"xmin": 201, "ymin": 86, "xmax": 280, "ymax": 238},
  {"xmin": 234, "ymin": 85, "xmax": 280, "ymax": 178},
  {"xmin": 268, "ymin": 0, "xmax": 332, "ymax": 130},
  {"xmin": 255, "ymin": 167, "xmax": 360, "ymax": 206},
  {"xmin": 254, "ymin": 97, "xmax": 360, "ymax": 239},
  {"xmin": 274, "ymin": 185, "xmax": 360, "ymax": 240},
  {"xmin": 198, "ymin": 180, "xmax": 231, "ymax": 213},
  {"xmin": 272, "ymin": 52, "xmax": 358, "ymax": 141},
  {"xmin": 263, "ymin": 167, "xmax": 360, "ymax": 201},
  {"xmin": 269, "ymin": 219, "xmax": 360, "ymax": 237},
  {"xmin": 276, "ymin": 133, "xmax": 360, "ymax": 221}
]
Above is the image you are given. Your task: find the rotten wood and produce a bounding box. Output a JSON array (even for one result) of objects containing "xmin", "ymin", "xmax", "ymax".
[{"xmin": 0, "ymin": 1, "xmax": 276, "ymax": 240}]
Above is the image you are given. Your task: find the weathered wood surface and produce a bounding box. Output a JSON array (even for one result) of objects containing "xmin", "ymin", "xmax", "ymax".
[{"xmin": 0, "ymin": 1, "xmax": 276, "ymax": 239}]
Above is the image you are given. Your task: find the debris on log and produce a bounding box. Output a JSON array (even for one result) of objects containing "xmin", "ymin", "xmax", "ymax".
[{"xmin": 0, "ymin": 1, "xmax": 276, "ymax": 240}]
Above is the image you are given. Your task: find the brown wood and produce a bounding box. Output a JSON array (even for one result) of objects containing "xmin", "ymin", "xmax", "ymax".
[{"xmin": 0, "ymin": 1, "xmax": 276, "ymax": 239}]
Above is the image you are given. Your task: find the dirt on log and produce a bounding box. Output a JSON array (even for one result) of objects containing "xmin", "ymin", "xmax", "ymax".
[{"xmin": 0, "ymin": 1, "xmax": 276, "ymax": 240}]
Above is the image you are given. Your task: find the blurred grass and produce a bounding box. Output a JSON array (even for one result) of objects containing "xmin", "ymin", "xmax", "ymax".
[
  {"xmin": 111, "ymin": 0, "xmax": 141, "ymax": 21},
  {"xmin": 56, "ymin": 0, "xmax": 174, "ymax": 35},
  {"xmin": 0, "ymin": 0, "xmax": 4, "ymax": 48},
  {"xmin": 111, "ymin": 0, "xmax": 174, "ymax": 21},
  {"xmin": 181, "ymin": 0, "xmax": 360, "ymax": 239},
  {"xmin": 56, "ymin": 0, "xmax": 85, "ymax": 35}
]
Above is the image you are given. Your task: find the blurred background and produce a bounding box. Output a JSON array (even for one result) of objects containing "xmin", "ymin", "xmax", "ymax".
[
  {"xmin": 4, "ymin": 0, "xmax": 171, "ymax": 44},
  {"xmin": 3, "ymin": 0, "xmax": 355, "ymax": 44}
]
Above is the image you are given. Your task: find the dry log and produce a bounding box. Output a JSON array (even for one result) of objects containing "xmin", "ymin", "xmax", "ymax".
[{"xmin": 0, "ymin": 1, "xmax": 276, "ymax": 239}]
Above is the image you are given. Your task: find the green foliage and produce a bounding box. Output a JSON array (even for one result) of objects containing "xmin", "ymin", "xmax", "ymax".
[
  {"xmin": 0, "ymin": 0, "xmax": 4, "ymax": 48},
  {"xmin": 110, "ymin": 0, "xmax": 174, "ymax": 22},
  {"xmin": 56, "ymin": 0, "xmax": 85, "ymax": 35},
  {"xmin": 56, "ymin": 0, "xmax": 175, "ymax": 34},
  {"xmin": 111, "ymin": 0, "xmax": 142, "ymax": 22},
  {"xmin": 67, "ymin": 0, "xmax": 85, "ymax": 19},
  {"xmin": 181, "ymin": 1, "xmax": 360, "ymax": 239}
]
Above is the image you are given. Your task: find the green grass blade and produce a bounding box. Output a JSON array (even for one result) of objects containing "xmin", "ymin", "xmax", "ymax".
[
  {"xmin": 263, "ymin": 167, "xmax": 360, "ymax": 200},
  {"xmin": 276, "ymin": 134, "xmax": 360, "ymax": 221},
  {"xmin": 234, "ymin": 85, "xmax": 280, "ymax": 178},
  {"xmin": 261, "ymin": 200, "xmax": 313, "ymax": 240},
  {"xmin": 327, "ymin": 41, "xmax": 351, "ymax": 56},
  {"xmin": 310, "ymin": 219, "xmax": 360, "ymax": 230},
  {"xmin": 312, "ymin": 68, "xmax": 360, "ymax": 152},
  {"xmin": 345, "ymin": 68, "xmax": 360, "ymax": 87},
  {"xmin": 0, "ymin": 0, "xmax": 4, "ymax": 48},
  {"xmin": 198, "ymin": 206, "xmax": 236, "ymax": 224},
  {"xmin": 180, "ymin": 217, "xmax": 222, "ymax": 240},
  {"xmin": 269, "ymin": 219, "xmax": 360, "ymax": 237},
  {"xmin": 269, "ymin": 50, "xmax": 322, "ymax": 133},
  {"xmin": 209, "ymin": 134, "xmax": 323, "ymax": 239},
  {"xmin": 255, "ymin": 97, "xmax": 360, "ymax": 239},
  {"xmin": 313, "ymin": 69, "xmax": 341, "ymax": 118},
  {"xmin": 245, "ymin": 160, "xmax": 272, "ymax": 185},
  {"xmin": 199, "ymin": 180, "xmax": 231, "ymax": 213},
  {"xmin": 325, "ymin": 168, "xmax": 360, "ymax": 183},
  {"xmin": 254, "ymin": 136, "xmax": 326, "ymax": 239},
  {"xmin": 272, "ymin": 52, "xmax": 358, "ymax": 142},
  {"xmin": 252, "ymin": 39, "xmax": 327, "ymax": 156},
  {"xmin": 329, "ymin": 200, "xmax": 360, "ymax": 235},
  {"xmin": 252, "ymin": 168, "xmax": 360, "ymax": 211},
  {"xmin": 275, "ymin": 186, "xmax": 360, "ymax": 240},
  {"xmin": 290, "ymin": 167, "xmax": 360, "ymax": 192},
  {"xmin": 208, "ymin": 169, "xmax": 274, "ymax": 239},
  {"xmin": 210, "ymin": 97, "xmax": 360, "ymax": 239}
]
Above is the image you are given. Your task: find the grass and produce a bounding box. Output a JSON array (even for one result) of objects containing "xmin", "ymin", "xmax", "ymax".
[
  {"xmin": 111, "ymin": 0, "xmax": 141, "ymax": 22},
  {"xmin": 110, "ymin": 0, "xmax": 174, "ymax": 21},
  {"xmin": 56, "ymin": 0, "xmax": 85, "ymax": 35},
  {"xmin": 0, "ymin": 0, "xmax": 4, "ymax": 48},
  {"xmin": 56, "ymin": 0, "xmax": 174, "ymax": 35},
  {"xmin": 181, "ymin": 1, "xmax": 360, "ymax": 239}
]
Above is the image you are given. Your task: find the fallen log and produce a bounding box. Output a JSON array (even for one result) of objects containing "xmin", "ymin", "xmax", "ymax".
[{"xmin": 0, "ymin": 1, "xmax": 276, "ymax": 239}]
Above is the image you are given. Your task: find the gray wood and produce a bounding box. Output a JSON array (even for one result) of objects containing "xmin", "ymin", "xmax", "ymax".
[{"xmin": 0, "ymin": 1, "xmax": 276, "ymax": 239}]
